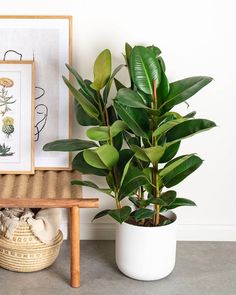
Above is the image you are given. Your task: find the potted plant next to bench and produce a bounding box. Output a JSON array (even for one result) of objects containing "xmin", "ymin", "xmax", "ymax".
[{"xmin": 44, "ymin": 44, "xmax": 216, "ymax": 280}]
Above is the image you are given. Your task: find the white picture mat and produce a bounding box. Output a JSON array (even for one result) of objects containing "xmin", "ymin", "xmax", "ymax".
[
  {"xmin": 0, "ymin": 17, "xmax": 71, "ymax": 169},
  {"xmin": 0, "ymin": 63, "xmax": 33, "ymax": 172}
]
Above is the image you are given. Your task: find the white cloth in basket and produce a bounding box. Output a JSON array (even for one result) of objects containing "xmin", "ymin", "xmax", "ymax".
[{"xmin": 0, "ymin": 208, "xmax": 61, "ymax": 244}]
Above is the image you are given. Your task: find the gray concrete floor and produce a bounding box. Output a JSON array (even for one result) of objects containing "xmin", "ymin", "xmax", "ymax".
[{"xmin": 0, "ymin": 241, "xmax": 235, "ymax": 295}]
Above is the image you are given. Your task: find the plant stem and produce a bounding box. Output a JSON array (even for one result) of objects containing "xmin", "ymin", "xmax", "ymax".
[
  {"xmin": 115, "ymin": 191, "xmax": 122, "ymax": 209},
  {"xmin": 140, "ymin": 186, "xmax": 144, "ymax": 200},
  {"xmin": 151, "ymin": 80, "xmax": 160, "ymax": 225},
  {"xmin": 97, "ymin": 92, "xmax": 106, "ymax": 125}
]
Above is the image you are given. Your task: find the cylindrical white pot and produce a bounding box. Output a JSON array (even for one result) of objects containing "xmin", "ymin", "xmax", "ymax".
[{"xmin": 115, "ymin": 211, "xmax": 177, "ymax": 281}]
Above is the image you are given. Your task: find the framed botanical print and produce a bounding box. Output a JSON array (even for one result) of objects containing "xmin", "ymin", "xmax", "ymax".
[
  {"xmin": 0, "ymin": 16, "xmax": 72, "ymax": 170},
  {"xmin": 0, "ymin": 61, "xmax": 35, "ymax": 174}
]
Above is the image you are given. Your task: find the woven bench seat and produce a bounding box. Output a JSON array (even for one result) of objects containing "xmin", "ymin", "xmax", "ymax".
[{"xmin": 0, "ymin": 170, "xmax": 98, "ymax": 208}]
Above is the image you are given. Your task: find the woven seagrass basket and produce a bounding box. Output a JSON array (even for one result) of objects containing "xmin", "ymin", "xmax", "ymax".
[{"xmin": 0, "ymin": 221, "xmax": 63, "ymax": 272}]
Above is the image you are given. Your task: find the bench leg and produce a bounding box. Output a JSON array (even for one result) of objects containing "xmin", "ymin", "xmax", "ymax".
[{"xmin": 70, "ymin": 206, "xmax": 80, "ymax": 288}]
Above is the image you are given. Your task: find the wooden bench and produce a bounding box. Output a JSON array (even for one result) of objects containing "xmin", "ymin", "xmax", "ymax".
[{"xmin": 0, "ymin": 170, "xmax": 99, "ymax": 288}]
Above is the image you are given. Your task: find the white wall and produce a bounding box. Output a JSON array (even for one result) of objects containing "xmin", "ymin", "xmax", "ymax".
[{"xmin": 1, "ymin": 0, "xmax": 236, "ymax": 240}]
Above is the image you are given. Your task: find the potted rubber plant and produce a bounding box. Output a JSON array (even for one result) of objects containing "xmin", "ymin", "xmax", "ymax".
[
  {"xmin": 112, "ymin": 44, "xmax": 216, "ymax": 280},
  {"xmin": 43, "ymin": 44, "xmax": 216, "ymax": 281}
]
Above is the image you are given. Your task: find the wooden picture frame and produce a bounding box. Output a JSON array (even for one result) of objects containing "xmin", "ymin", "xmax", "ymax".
[
  {"xmin": 0, "ymin": 16, "xmax": 72, "ymax": 170},
  {"xmin": 0, "ymin": 61, "xmax": 35, "ymax": 174}
]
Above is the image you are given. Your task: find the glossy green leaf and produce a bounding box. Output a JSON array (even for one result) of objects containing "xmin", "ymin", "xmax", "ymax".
[
  {"xmin": 114, "ymin": 78, "xmax": 126, "ymax": 91},
  {"xmin": 84, "ymin": 145, "xmax": 119, "ymax": 170},
  {"xmin": 43, "ymin": 139, "xmax": 97, "ymax": 152},
  {"xmin": 93, "ymin": 209, "xmax": 111, "ymax": 221},
  {"xmin": 148, "ymin": 197, "xmax": 167, "ymax": 206},
  {"xmin": 97, "ymin": 144, "xmax": 119, "ymax": 169},
  {"xmin": 116, "ymin": 149, "xmax": 134, "ymax": 182},
  {"xmin": 75, "ymin": 101, "xmax": 100, "ymax": 126},
  {"xmin": 106, "ymin": 173, "xmax": 115, "ymax": 190},
  {"xmin": 109, "ymin": 206, "xmax": 132, "ymax": 223},
  {"xmin": 131, "ymin": 145, "xmax": 165, "ymax": 163},
  {"xmin": 87, "ymin": 120, "xmax": 127, "ymax": 141},
  {"xmin": 114, "ymin": 101, "xmax": 149, "ymax": 138},
  {"xmin": 160, "ymin": 155, "xmax": 193, "ymax": 178},
  {"xmin": 83, "ymin": 149, "xmax": 108, "ymax": 169},
  {"xmin": 110, "ymin": 120, "xmax": 128, "ymax": 137},
  {"xmin": 134, "ymin": 208, "xmax": 155, "ymax": 222},
  {"xmin": 130, "ymin": 46, "xmax": 161, "ymax": 95},
  {"xmin": 157, "ymin": 111, "xmax": 182, "ymax": 124},
  {"xmin": 158, "ymin": 56, "xmax": 166, "ymax": 72},
  {"xmin": 142, "ymin": 167, "xmax": 154, "ymax": 195},
  {"xmin": 128, "ymin": 196, "xmax": 158, "ymax": 208},
  {"xmin": 166, "ymin": 197, "xmax": 196, "ymax": 209},
  {"xmin": 112, "ymin": 131, "xmax": 123, "ymax": 151},
  {"xmin": 119, "ymin": 157, "xmax": 133, "ymax": 187},
  {"xmin": 166, "ymin": 119, "xmax": 216, "ymax": 143},
  {"xmin": 157, "ymin": 69, "xmax": 170, "ymax": 106},
  {"xmin": 184, "ymin": 111, "xmax": 197, "ymax": 118},
  {"xmin": 63, "ymin": 76, "xmax": 100, "ymax": 119},
  {"xmin": 131, "ymin": 145, "xmax": 149, "ymax": 161},
  {"xmin": 159, "ymin": 141, "xmax": 181, "ymax": 163},
  {"xmin": 160, "ymin": 76, "xmax": 213, "ymax": 113},
  {"xmin": 65, "ymin": 64, "xmax": 95, "ymax": 98},
  {"xmin": 125, "ymin": 43, "xmax": 133, "ymax": 86},
  {"xmin": 137, "ymin": 90, "xmax": 153, "ymax": 106},
  {"xmin": 119, "ymin": 166, "xmax": 148, "ymax": 200},
  {"xmin": 115, "ymin": 88, "xmax": 149, "ymax": 109},
  {"xmin": 103, "ymin": 64, "xmax": 124, "ymax": 103},
  {"xmin": 129, "ymin": 196, "xmax": 142, "ymax": 207},
  {"xmin": 144, "ymin": 146, "xmax": 165, "ymax": 163},
  {"xmin": 107, "ymin": 105, "xmax": 118, "ymax": 123},
  {"xmin": 72, "ymin": 152, "xmax": 108, "ymax": 176},
  {"xmin": 71, "ymin": 180, "xmax": 112, "ymax": 195},
  {"xmin": 160, "ymin": 190, "xmax": 177, "ymax": 205},
  {"xmin": 91, "ymin": 49, "xmax": 112, "ymax": 91},
  {"xmin": 160, "ymin": 155, "xmax": 203, "ymax": 188},
  {"xmin": 153, "ymin": 118, "xmax": 186, "ymax": 137},
  {"xmin": 125, "ymin": 42, "xmax": 133, "ymax": 60},
  {"xmin": 87, "ymin": 126, "xmax": 109, "ymax": 141}
]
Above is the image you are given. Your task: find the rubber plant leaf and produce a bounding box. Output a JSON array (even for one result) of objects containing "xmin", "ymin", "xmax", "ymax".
[
  {"xmin": 63, "ymin": 76, "xmax": 100, "ymax": 119},
  {"xmin": 130, "ymin": 46, "xmax": 161, "ymax": 95},
  {"xmin": 43, "ymin": 139, "xmax": 98, "ymax": 152},
  {"xmin": 71, "ymin": 180, "xmax": 112, "ymax": 196},
  {"xmin": 108, "ymin": 206, "xmax": 132, "ymax": 224},
  {"xmin": 72, "ymin": 152, "xmax": 108, "ymax": 176},
  {"xmin": 114, "ymin": 101, "xmax": 149, "ymax": 138},
  {"xmin": 115, "ymin": 88, "xmax": 150, "ymax": 109},
  {"xmin": 160, "ymin": 155, "xmax": 203, "ymax": 188},
  {"xmin": 159, "ymin": 76, "xmax": 213, "ymax": 113},
  {"xmin": 91, "ymin": 49, "xmax": 112, "ymax": 91},
  {"xmin": 165, "ymin": 119, "xmax": 216, "ymax": 143}
]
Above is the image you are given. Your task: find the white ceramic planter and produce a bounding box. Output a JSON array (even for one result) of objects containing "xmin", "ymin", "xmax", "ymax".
[{"xmin": 115, "ymin": 211, "xmax": 177, "ymax": 281}]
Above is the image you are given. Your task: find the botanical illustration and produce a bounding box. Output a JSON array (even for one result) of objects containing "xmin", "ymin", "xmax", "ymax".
[
  {"xmin": 0, "ymin": 61, "xmax": 33, "ymax": 173},
  {"xmin": 0, "ymin": 77, "xmax": 16, "ymax": 116},
  {"xmin": 0, "ymin": 76, "xmax": 16, "ymax": 158},
  {"xmin": 0, "ymin": 143, "xmax": 14, "ymax": 157},
  {"xmin": 2, "ymin": 117, "xmax": 14, "ymax": 138}
]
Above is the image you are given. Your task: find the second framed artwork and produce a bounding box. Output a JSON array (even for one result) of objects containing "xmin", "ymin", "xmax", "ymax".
[
  {"xmin": 0, "ymin": 16, "xmax": 72, "ymax": 170},
  {"xmin": 0, "ymin": 61, "xmax": 35, "ymax": 174}
]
